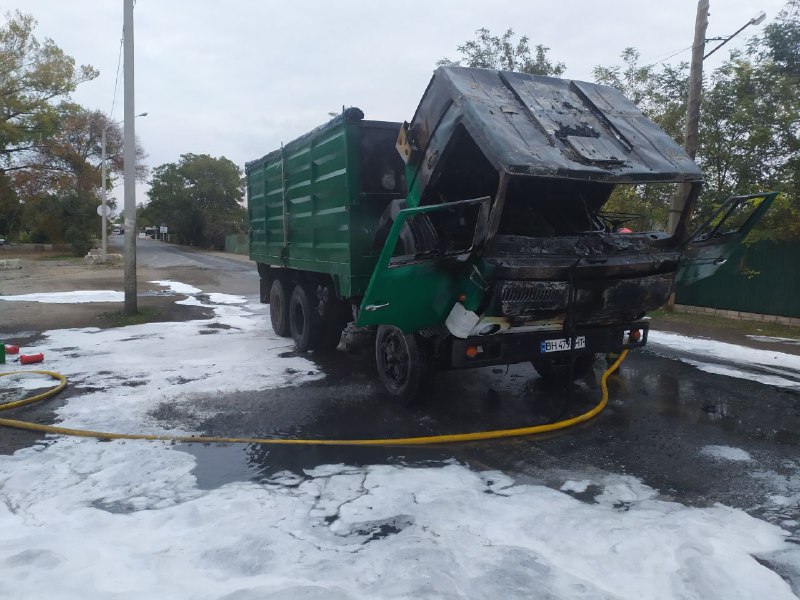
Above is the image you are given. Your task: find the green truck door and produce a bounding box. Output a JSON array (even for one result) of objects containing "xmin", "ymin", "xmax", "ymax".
[
  {"xmin": 356, "ymin": 197, "xmax": 490, "ymax": 333},
  {"xmin": 677, "ymin": 192, "xmax": 778, "ymax": 287}
]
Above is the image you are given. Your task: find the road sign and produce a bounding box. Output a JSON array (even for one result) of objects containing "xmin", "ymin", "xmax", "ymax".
[{"xmin": 97, "ymin": 205, "xmax": 111, "ymax": 217}]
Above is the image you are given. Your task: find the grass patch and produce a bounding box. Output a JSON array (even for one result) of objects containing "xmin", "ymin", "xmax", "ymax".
[
  {"xmin": 649, "ymin": 308, "xmax": 800, "ymax": 340},
  {"xmin": 97, "ymin": 308, "xmax": 160, "ymax": 327},
  {"xmin": 39, "ymin": 254, "xmax": 82, "ymax": 261},
  {"xmin": 0, "ymin": 250, "xmax": 80, "ymax": 261}
]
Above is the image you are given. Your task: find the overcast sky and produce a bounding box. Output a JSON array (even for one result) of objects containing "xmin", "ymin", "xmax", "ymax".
[{"xmin": 9, "ymin": 0, "xmax": 792, "ymax": 203}]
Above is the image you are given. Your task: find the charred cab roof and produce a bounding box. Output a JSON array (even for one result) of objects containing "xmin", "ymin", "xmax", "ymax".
[{"xmin": 406, "ymin": 66, "xmax": 703, "ymax": 184}]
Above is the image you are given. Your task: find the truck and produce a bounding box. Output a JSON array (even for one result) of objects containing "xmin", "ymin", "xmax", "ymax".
[{"xmin": 246, "ymin": 66, "xmax": 775, "ymax": 401}]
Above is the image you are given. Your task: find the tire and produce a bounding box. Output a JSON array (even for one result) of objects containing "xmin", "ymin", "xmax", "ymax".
[
  {"xmin": 313, "ymin": 285, "xmax": 345, "ymax": 352},
  {"xmin": 532, "ymin": 353, "xmax": 596, "ymax": 384},
  {"xmin": 289, "ymin": 284, "xmax": 318, "ymax": 352},
  {"xmin": 269, "ymin": 278, "xmax": 291, "ymax": 337},
  {"xmin": 375, "ymin": 325, "xmax": 431, "ymax": 404}
]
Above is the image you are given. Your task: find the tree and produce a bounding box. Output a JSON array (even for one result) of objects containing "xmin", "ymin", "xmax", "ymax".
[
  {"xmin": 0, "ymin": 11, "xmax": 113, "ymax": 243},
  {"xmin": 742, "ymin": 0, "xmax": 800, "ymax": 240},
  {"xmin": 144, "ymin": 154, "xmax": 245, "ymax": 249},
  {"xmin": 20, "ymin": 190, "xmax": 96, "ymax": 255},
  {"xmin": 593, "ymin": 48, "xmax": 688, "ymax": 141},
  {"xmin": 9, "ymin": 104, "xmax": 149, "ymax": 246},
  {"xmin": 0, "ymin": 11, "xmax": 97, "ymax": 173},
  {"xmin": 593, "ymin": 50, "xmax": 691, "ymax": 230},
  {"xmin": 438, "ymin": 28, "xmax": 566, "ymax": 76},
  {"xmin": 24, "ymin": 103, "xmax": 146, "ymax": 195},
  {"xmin": 593, "ymin": 4, "xmax": 800, "ymax": 241}
]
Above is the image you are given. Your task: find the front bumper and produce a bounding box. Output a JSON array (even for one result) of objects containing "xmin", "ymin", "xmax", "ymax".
[{"xmin": 448, "ymin": 320, "xmax": 649, "ymax": 369}]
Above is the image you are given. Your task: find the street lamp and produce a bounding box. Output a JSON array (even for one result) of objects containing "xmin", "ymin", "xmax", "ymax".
[
  {"xmin": 99, "ymin": 112, "xmax": 146, "ymax": 262},
  {"xmin": 704, "ymin": 12, "xmax": 767, "ymax": 59}
]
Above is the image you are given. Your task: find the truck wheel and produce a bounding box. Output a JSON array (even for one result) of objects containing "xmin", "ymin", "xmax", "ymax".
[
  {"xmin": 532, "ymin": 353, "xmax": 596, "ymax": 384},
  {"xmin": 289, "ymin": 284, "xmax": 319, "ymax": 352},
  {"xmin": 375, "ymin": 325, "xmax": 430, "ymax": 404},
  {"xmin": 269, "ymin": 279, "xmax": 291, "ymax": 337}
]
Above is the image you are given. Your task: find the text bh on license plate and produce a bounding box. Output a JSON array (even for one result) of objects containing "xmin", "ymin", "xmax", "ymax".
[{"xmin": 540, "ymin": 336, "xmax": 586, "ymax": 354}]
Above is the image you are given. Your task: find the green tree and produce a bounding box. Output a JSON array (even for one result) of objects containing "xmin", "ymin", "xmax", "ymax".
[
  {"xmin": 0, "ymin": 11, "xmax": 108, "ymax": 243},
  {"xmin": 144, "ymin": 154, "xmax": 245, "ymax": 249},
  {"xmin": 10, "ymin": 104, "xmax": 149, "ymax": 247},
  {"xmin": 690, "ymin": 2, "xmax": 800, "ymax": 238},
  {"xmin": 438, "ymin": 28, "xmax": 566, "ymax": 76},
  {"xmin": 593, "ymin": 48, "xmax": 688, "ymax": 140},
  {"xmin": 594, "ymin": 3, "xmax": 800, "ymax": 241},
  {"xmin": 593, "ymin": 49, "xmax": 690, "ymax": 230},
  {"xmin": 24, "ymin": 103, "xmax": 146, "ymax": 195},
  {"xmin": 0, "ymin": 11, "xmax": 97, "ymax": 173},
  {"xmin": 0, "ymin": 171, "xmax": 17, "ymax": 236},
  {"xmin": 742, "ymin": 0, "xmax": 800, "ymax": 240},
  {"xmin": 21, "ymin": 190, "xmax": 96, "ymax": 255}
]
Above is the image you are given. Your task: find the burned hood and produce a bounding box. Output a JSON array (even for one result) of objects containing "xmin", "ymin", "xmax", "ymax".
[{"xmin": 404, "ymin": 66, "xmax": 703, "ymax": 186}]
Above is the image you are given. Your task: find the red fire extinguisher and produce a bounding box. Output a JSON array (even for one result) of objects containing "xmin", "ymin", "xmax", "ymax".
[{"xmin": 19, "ymin": 353, "xmax": 45, "ymax": 365}]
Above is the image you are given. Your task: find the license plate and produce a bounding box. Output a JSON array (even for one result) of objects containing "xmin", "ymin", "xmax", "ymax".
[{"xmin": 540, "ymin": 336, "xmax": 586, "ymax": 353}]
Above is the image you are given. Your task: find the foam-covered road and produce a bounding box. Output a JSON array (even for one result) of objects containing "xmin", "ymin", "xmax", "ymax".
[{"xmin": 1, "ymin": 239, "xmax": 798, "ymax": 598}]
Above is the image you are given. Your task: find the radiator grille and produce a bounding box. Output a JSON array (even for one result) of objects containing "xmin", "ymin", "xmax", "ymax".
[{"xmin": 498, "ymin": 281, "xmax": 568, "ymax": 316}]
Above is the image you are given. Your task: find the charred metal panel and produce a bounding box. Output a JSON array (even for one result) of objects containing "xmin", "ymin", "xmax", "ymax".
[
  {"xmin": 485, "ymin": 234, "xmax": 681, "ymax": 280},
  {"xmin": 405, "ymin": 67, "xmax": 703, "ymax": 201}
]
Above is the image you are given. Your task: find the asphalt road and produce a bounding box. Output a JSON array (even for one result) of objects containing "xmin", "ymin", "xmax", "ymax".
[{"xmin": 114, "ymin": 235, "xmax": 258, "ymax": 297}]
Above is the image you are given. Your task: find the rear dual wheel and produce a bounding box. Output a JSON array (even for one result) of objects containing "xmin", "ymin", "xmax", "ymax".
[
  {"xmin": 288, "ymin": 283, "xmax": 344, "ymax": 352},
  {"xmin": 269, "ymin": 279, "xmax": 291, "ymax": 337}
]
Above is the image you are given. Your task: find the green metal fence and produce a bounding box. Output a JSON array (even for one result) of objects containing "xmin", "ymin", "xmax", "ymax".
[{"xmin": 676, "ymin": 241, "xmax": 800, "ymax": 318}]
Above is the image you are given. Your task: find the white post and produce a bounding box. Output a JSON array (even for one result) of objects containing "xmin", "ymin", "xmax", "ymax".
[
  {"xmin": 123, "ymin": 0, "xmax": 137, "ymax": 314},
  {"xmin": 101, "ymin": 127, "xmax": 107, "ymax": 262}
]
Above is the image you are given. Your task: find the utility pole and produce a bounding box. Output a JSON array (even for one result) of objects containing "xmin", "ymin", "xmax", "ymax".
[
  {"xmin": 123, "ymin": 0, "xmax": 137, "ymax": 314},
  {"xmin": 668, "ymin": 0, "xmax": 709, "ymax": 235},
  {"xmin": 101, "ymin": 127, "xmax": 107, "ymax": 262}
]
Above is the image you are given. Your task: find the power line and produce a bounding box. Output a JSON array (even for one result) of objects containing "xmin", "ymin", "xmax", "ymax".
[
  {"xmin": 643, "ymin": 45, "xmax": 693, "ymax": 69},
  {"xmin": 108, "ymin": 29, "xmax": 123, "ymax": 118}
]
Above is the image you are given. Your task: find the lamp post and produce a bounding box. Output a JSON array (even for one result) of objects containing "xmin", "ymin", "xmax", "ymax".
[{"xmin": 100, "ymin": 112, "xmax": 146, "ymax": 262}]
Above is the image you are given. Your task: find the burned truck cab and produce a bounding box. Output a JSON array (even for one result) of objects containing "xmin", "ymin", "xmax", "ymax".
[{"xmin": 356, "ymin": 66, "xmax": 774, "ymax": 395}]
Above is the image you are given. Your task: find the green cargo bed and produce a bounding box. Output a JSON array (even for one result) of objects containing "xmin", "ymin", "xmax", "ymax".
[{"xmin": 246, "ymin": 108, "xmax": 403, "ymax": 298}]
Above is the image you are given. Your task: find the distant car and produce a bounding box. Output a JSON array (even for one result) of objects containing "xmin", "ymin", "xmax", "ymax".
[
  {"xmin": 113, "ymin": 226, "xmax": 123, "ymax": 235},
  {"xmin": 0, "ymin": 237, "xmax": 5, "ymax": 246}
]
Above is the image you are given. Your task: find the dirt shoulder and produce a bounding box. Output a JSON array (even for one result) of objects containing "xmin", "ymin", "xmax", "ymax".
[
  {"xmin": 647, "ymin": 309, "xmax": 800, "ymax": 357},
  {"xmin": 0, "ymin": 250, "xmax": 215, "ymax": 341}
]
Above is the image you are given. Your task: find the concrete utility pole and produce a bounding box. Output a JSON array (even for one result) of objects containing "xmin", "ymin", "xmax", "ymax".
[
  {"xmin": 123, "ymin": 0, "xmax": 137, "ymax": 314},
  {"xmin": 668, "ymin": 0, "xmax": 709, "ymax": 235},
  {"xmin": 101, "ymin": 127, "xmax": 108, "ymax": 262}
]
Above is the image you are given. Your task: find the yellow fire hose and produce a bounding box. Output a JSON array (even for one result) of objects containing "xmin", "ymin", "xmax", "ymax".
[{"xmin": 0, "ymin": 351, "xmax": 627, "ymax": 446}]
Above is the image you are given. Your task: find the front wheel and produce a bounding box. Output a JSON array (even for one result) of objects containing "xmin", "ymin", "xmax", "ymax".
[{"xmin": 375, "ymin": 325, "xmax": 431, "ymax": 404}]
